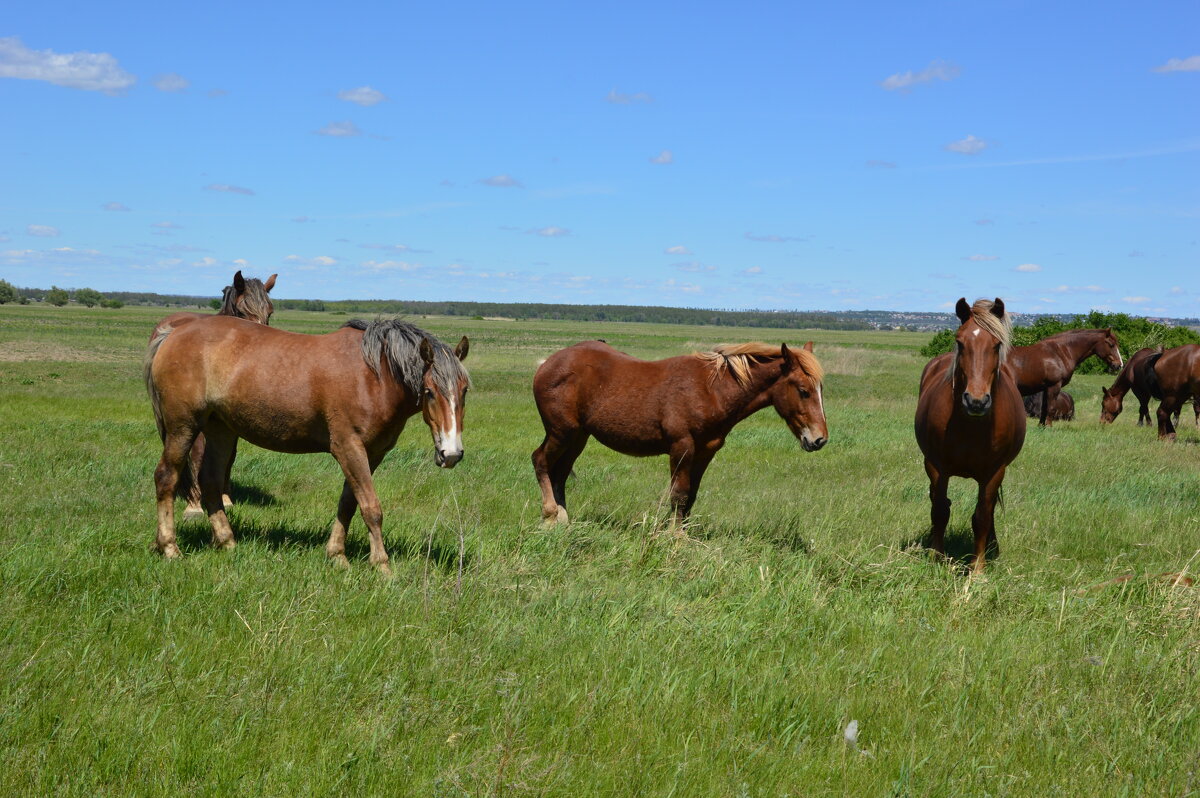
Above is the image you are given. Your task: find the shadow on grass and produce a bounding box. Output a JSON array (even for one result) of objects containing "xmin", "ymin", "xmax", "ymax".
[
  {"xmin": 901, "ymin": 527, "xmax": 999, "ymax": 571},
  {"xmin": 226, "ymin": 483, "xmax": 280, "ymax": 507}
]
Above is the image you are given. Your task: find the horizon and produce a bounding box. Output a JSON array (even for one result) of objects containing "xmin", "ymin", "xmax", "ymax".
[{"xmin": 2, "ymin": 1, "xmax": 1197, "ymax": 316}]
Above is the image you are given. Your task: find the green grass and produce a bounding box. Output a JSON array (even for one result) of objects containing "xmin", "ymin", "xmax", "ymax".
[{"xmin": 1, "ymin": 304, "xmax": 1198, "ymax": 796}]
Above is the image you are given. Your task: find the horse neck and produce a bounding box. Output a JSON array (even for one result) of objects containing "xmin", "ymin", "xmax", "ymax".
[
  {"xmin": 717, "ymin": 359, "xmax": 785, "ymax": 424},
  {"xmin": 1107, "ymin": 363, "xmax": 1133, "ymax": 398},
  {"xmin": 1052, "ymin": 331, "xmax": 1105, "ymax": 365}
]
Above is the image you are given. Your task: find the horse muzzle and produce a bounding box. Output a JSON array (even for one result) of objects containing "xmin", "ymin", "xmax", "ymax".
[
  {"xmin": 800, "ymin": 432, "xmax": 828, "ymax": 452},
  {"xmin": 434, "ymin": 448, "xmax": 463, "ymax": 468},
  {"xmin": 962, "ymin": 392, "xmax": 992, "ymax": 417}
]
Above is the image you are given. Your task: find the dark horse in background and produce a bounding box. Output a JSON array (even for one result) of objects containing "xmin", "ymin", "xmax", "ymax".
[
  {"xmin": 532, "ymin": 340, "xmax": 828, "ymax": 528},
  {"xmin": 1101, "ymin": 346, "xmax": 1200, "ymax": 431},
  {"xmin": 915, "ymin": 298, "xmax": 1026, "ymax": 574},
  {"xmin": 150, "ymin": 270, "xmax": 277, "ymax": 518},
  {"xmin": 1007, "ymin": 329, "xmax": 1122, "ymax": 427},
  {"xmin": 145, "ymin": 316, "xmax": 470, "ymax": 572},
  {"xmin": 1145, "ymin": 344, "xmax": 1200, "ymax": 440},
  {"xmin": 1024, "ymin": 390, "xmax": 1074, "ymax": 422}
]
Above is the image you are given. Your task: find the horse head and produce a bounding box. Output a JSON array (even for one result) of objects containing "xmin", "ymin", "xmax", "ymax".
[
  {"xmin": 952, "ymin": 297, "xmax": 1009, "ymax": 417},
  {"xmin": 224, "ymin": 270, "xmax": 277, "ymax": 324},
  {"xmin": 1094, "ymin": 328, "xmax": 1123, "ymax": 372},
  {"xmin": 1099, "ymin": 385, "xmax": 1123, "ymax": 423},
  {"xmin": 419, "ymin": 335, "xmax": 470, "ymax": 468},
  {"xmin": 770, "ymin": 341, "xmax": 828, "ymax": 452}
]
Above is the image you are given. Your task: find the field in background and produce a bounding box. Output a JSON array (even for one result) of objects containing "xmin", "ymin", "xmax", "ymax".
[{"xmin": 1, "ymin": 304, "xmax": 1198, "ymax": 796}]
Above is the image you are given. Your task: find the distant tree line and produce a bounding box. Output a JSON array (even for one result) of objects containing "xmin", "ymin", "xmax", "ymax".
[{"xmin": 919, "ymin": 310, "xmax": 1200, "ymax": 375}]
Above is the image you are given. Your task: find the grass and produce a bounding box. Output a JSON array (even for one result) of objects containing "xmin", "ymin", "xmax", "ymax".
[{"xmin": 1, "ymin": 303, "xmax": 1198, "ymax": 796}]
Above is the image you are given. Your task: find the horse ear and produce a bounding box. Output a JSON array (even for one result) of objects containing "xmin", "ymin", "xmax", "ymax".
[
  {"xmin": 455, "ymin": 336, "xmax": 469, "ymax": 362},
  {"xmin": 955, "ymin": 298, "xmax": 971, "ymax": 323},
  {"xmin": 990, "ymin": 298, "xmax": 1006, "ymax": 318},
  {"xmin": 419, "ymin": 338, "xmax": 435, "ymax": 369},
  {"xmin": 803, "ymin": 341, "xmax": 814, "ymax": 352},
  {"xmin": 264, "ymin": 274, "xmax": 277, "ymax": 292},
  {"xmin": 780, "ymin": 343, "xmax": 794, "ymax": 373},
  {"xmin": 233, "ymin": 270, "xmax": 246, "ymax": 294}
]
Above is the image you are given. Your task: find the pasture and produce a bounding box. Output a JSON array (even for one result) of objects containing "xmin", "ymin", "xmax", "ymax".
[{"xmin": 1, "ymin": 304, "xmax": 1198, "ymax": 796}]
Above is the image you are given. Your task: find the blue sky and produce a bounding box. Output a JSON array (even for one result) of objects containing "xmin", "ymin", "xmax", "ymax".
[{"xmin": 1, "ymin": 1, "xmax": 1197, "ymax": 314}]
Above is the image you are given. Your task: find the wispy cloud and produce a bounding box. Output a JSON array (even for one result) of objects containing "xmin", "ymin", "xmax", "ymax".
[
  {"xmin": 1014, "ymin": 263, "xmax": 1041, "ymax": 273},
  {"xmin": 963, "ymin": 254, "xmax": 998, "ymax": 261},
  {"xmin": 664, "ymin": 245, "xmax": 692, "ymax": 255},
  {"xmin": 315, "ymin": 120, "xmax": 362, "ymax": 137},
  {"xmin": 674, "ymin": 261, "xmax": 716, "ymax": 273},
  {"xmin": 742, "ymin": 266, "xmax": 763, "ymax": 275},
  {"xmin": 102, "ymin": 201, "xmax": 131, "ymax": 212},
  {"xmin": 1052, "ymin": 284, "xmax": 1105, "ymax": 294},
  {"xmin": 27, "ymin": 224, "xmax": 60, "ymax": 237},
  {"xmin": 867, "ymin": 160, "xmax": 896, "ymax": 169},
  {"xmin": 479, "ymin": 174, "xmax": 523, "ymax": 188},
  {"xmin": 0, "ymin": 36, "xmax": 136, "ymax": 94},
  {"xmin": 650, "ymin": 149, "xmax": 673, "ymax": 164},
  {"xmin": 152, "ymin": 221, "xmax": 182, "ymax": 229},
  {"xmin": 529, "ymin": 226, "xmax": 570, "ymax": 237},
  {"xmin": 880, "ymin": 60, "xmax": 960, "ymax": 91},
  {"xmin": 205, "ymin": 183, "xmax": 255, "ymax": 196},
  {"xmin": 360, "ymin": 243, "xmax": 413, "ymax": 252},
  {"xmin": 338, "ymin": 86, "xmax": 387, "ymax": 106},
  {"xmin": 361, "ymin": 259, "xmax": 420, "ymax": 272},
  {"xmin": 945, "ymin": 134, "xmax": 988, "ymax": 155},
  {"xmin": 1153, "ymin": 55, "xmax": 1200, "ymax": 73},
  {"xmin": 605, "ymin": 88, "xmax": 653, "ymax": 104},
  {"xmin": 745, "ymin": 232, "xmax": 806, "ymax": 243},
  {"xmin": 283, "ymin": 254, "xmax": 338, "ymax": 270},
  {"xmin": 1122, "ymin": 296, "xmax": 1150, "ymax": 303},
  {"xmin": 153, "ymin": 72, "xmax": 189, "ymax": 92},
  {"xmin": 930, "ymin": 139, "xmax": 1200, "ymax": 170}
]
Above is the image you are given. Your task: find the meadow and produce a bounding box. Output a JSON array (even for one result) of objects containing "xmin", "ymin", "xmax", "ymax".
[{"xmin": 1, "ymin": 303, "xmax": 1198, "ymax": 797}]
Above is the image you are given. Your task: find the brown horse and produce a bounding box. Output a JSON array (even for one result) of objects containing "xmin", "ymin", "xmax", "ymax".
[
  {"xmin": 915, "ymin": 298, "xmax": 1026, "ymax": 574},
  {"xmin": 1007, "ymin": 328, "xmax": 1123, "ymax": 427},
  {"xmin": 150, "ymin": 270, "xmax": 277, "ymax": 518},
  {"xmin": 145, "ymin": 316, "xmax": 470, "ymax": 572},
  {"xmin": 1024, "ymin": 390, "xmax": 1074, "ymax": 422},
  {"xmin": 531, "ymin": 340, "xmax": 828, "ymax": 527},
  {"xmin": 1100, "ymin": 347, "xmax": 1160, "ymax": 426},
  {"xmin": 1146, "ymin": 344, "xmax": 1200, "ymax": 440}
]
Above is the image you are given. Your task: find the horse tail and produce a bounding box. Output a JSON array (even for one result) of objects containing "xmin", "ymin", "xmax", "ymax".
[
  {"xmin": 144, "ymin": 324, "xmax": 173, "ymax": 441},
  {"xmin": 1145, "ymin": 351, "xmax": 1164, "ymax": 401}
]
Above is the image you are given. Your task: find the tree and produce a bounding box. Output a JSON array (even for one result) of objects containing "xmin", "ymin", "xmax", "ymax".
[
  {"xmin": 100, "ymin": 298, "xmax": 124, "ymax": 309},
  {"xmin": 0, "ymin": 279, "xmax": 17, "ymax": 304},
  {"xmin": 210, "ymin": 299, "xmax": 222, "ymax": 310},
  {"xmin": 45, "ymin": 286, "xmax": 69, "ymax": 306},
  {"xmin": 74, "ymin": 288, "xmax": 103, "ymax": 307}
]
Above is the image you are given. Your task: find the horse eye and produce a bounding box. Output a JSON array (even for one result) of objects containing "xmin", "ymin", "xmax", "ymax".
[{"xmin": 799, "ymin": 389, "xmax": 810, "ymax": 399}]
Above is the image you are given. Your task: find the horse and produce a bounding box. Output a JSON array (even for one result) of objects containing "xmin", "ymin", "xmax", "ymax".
[
  {"xmin": 145, "ymin": 316, "xmax": 470, "ymax": 572},
  {"xmin": 1024, "ymin": 390, "xmax": 1074, "ymax": 422},
  {"xmin": 1100, "ymin": 347, "xmax": 1160, "ymax": 426},
  {"xmin": 531, "ymin": 340, "xmax": 827, "ymax": 527},
  {"xmin": 1145, "ymin": 344, "xmax": 1200, "ymax": 440},
  {"xmin": 1006, "ymin": 328, "xmax": 1123, "ymax": 427},
  {"xmin": 915, "ymin": 298, "xmax": 1026, "ymax": 574},
  {"xmin": 150, "ymin": 270, "xmax": 277, "ymax": 518}
]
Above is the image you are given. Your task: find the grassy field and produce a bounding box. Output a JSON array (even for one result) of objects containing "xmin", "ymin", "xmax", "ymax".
[{"xmin": 1, "ymin": 303, "xmax": 1198, "ymax": 796}]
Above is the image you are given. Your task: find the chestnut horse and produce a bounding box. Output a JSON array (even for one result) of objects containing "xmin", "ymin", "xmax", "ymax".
[
  {"xmin": 1007, "ymin": 329, "xmax": 1123, "ymax": 427},
  {"xmin": 1100, "ymin": 347, "xmax": 1160, "ymax": 426},
  {"xmin": 1024, "ymin": 390, "xmax": 1074, "ymax": 422},
  {"xmin": 145, "ymin": 316, "xmax": 470, "ymax": 572},
  {"xmin": 531, "ymin": 340, "xmax": 827, "ymax": 526},
  {"xmin": 150, "ymin": 270, "xmax": 277, "ymax": 518},
  {"xmin": 915, "ymin": 298, "xmax": 1026, "ymax": 574},
  {"xmin": 1146, "ymin": 344, "xmax": 1200, "ymax": 440}
]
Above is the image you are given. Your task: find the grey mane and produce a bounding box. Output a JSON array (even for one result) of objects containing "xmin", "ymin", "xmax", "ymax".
[
  {"xmin": 343, "ymin": 318, "xmax": 470, "ymax": 397},
  {"xmin": 219, "ymin": 277, "xmax": 272, "ymax": 321}
]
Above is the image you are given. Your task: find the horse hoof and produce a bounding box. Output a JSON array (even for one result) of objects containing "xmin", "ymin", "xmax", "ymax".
[
  {"xmin": 376, "ymin": 561, "xmax": 393, "ymax": 577},
  {"xmin": 222, "ymin": 496, "xmax": 234, "ymax": 511},
  {"xmin": 159, "ymin": 543, "xmax": 182, "ymax": 559},
  {"xmin": 328, "ymin": 554, "xmax": 350, "ymax": 569},
  {"xmin": 214, "ymin": 539, "xmax": 236, "ymax": 551}
]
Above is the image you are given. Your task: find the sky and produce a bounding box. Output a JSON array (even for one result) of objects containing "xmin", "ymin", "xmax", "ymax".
[{"xmin": 1, "ymin": 1, "xmax": 1197, "ymax": 315}]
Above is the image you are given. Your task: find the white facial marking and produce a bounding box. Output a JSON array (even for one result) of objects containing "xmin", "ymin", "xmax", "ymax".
[
  {"xmin": 441, "ymin": 397, "xmax": 461, "ymax": 454},
  {"xmin": 972, "ymin": 328, "xmax": 981, "ymax": 337}
]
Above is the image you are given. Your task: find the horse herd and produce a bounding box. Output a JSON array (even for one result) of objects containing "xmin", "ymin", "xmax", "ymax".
[{"xmin": 142, "ymin": 273, "xmax": 1199, "ymax": 576}]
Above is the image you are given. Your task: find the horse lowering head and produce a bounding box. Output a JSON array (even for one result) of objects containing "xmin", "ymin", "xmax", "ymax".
[
  {"xmin": 419, "ymin": 336, "xmax": 471, "ymax": 468},
  {"xmin": 770, "ymin": 341, "xmax": 828, "ymax": 451},
  {"xmin": 952, "ymin": 297, "xmax": 1011, "ymax": 417},
  {"xmin": 1094, "ymin": 328, "xmax": 1123, "ymax": 372},
  {"xmin": 1099, "ymin": 385, "xmax": 1123, "ymax": 423},
  {"xmin": 220, "ymin": 270, "xmax": 277, "ymax": 324}
]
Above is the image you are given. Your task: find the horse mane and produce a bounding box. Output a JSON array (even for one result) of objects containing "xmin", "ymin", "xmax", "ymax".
[
  {"xmin": 343, "ymin": 318, "xmax": 470, "ymax": 396},
  {"xmin": 218, "ymin": 277, "xmax": 272, "ymax": 321},
  {"xmin": 695, "ymin": 342, "xmax": 824, "ymax": 388},
  {"xmin": 946, "ymin": 299, "xmax": 1012, "ymax": 382}
]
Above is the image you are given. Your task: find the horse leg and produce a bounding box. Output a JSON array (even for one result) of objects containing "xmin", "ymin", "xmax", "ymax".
[
  {"xmin": 197, "ymin": 420, "xmax": 238, "ymax": 551},
  {"xmin": 154, "ymin": 427, "xmax": 201, "ymax": 558},
  {"xmin": 970, "ymin": 469, "xmax": 1005, "ymax": 574},
  {"xmin": 665, "ymin": 443, "xmax": 697, "ymax": 529},
  {"xmin": 222, "ymin": 438, "xmax": 238, "ymax": 510},
  {"xmin": 181, "ymin": 433, "xmax": 206, "ymax": 521},
  {"xmin": 331, "ymin": 441, "xmax": 391, "ymax": 574},
  {"xmin": 1039, "ymin": 386, "xmax": 1057, "ymax": 428},
  {"xmin": 325, "ymin": 452, "xmax": 382, "ymax": 567},
  {"xmin": 532, "ymin": 430, "xmax": 574, "ymax": 525},
  {"xmin": 679, "ymin": 450, "xmax": 717, "ymax": 520},
  {"xmin": 924, "ymin": 460, "xmax": 950, "ymax": 556},
  {"xmin": 1194, "ymin": 396, "xmax": 1200, "ymax": 427},
  {"xmin": 1138, "ymin": 397, "xmax": 1150, "ymax": 426},
  {"xmin": 1157, "ymin": 398, "xmax": 1178, "ymax": 441},
  {"xmin": 548, "ymin": 433, "xmax": 589, "ymax": 523}
]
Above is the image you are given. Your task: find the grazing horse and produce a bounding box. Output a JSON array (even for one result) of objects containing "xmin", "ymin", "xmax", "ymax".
[
  {"xmin": 150, "ymin": 270, "xmax": 277, "ymax": 518},
  {"xmin": 1146, "ymin": 344, "xmax": 1200, "ymax": 440},
  {"xmin": 145, "ymin": 316, "xmax": 470, "ymax": 572},
  {"xmin": 1024, "ymin": 390, "xmax": 1074, "ymax": 422},
  {"xmin": 1100, "ymin": 347, "xmax": 1161, "ymax": 426},
  {"xmin": 915, "ymin": 298, "xmax": 1026, "ymax": 574},
  {"xmin": 531, "ymin": 340, "xmax": 828, "ymax": 527},
  {"xmin": 1007, "ymin": 329, "xmax": 1123, "ymax": 427}
]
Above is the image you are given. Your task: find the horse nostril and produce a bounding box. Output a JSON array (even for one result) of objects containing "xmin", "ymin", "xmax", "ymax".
[{"xmin": 812, "ymin": 436, "xmax": 827, "ymax": 450}]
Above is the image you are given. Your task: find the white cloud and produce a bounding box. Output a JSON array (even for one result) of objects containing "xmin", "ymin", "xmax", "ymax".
[
  {"xmin": 650, "ymin": 149, "xmax": 673, "ymax": 164},
  {"xmin": 360, "ymin": 243, "xmax": 413, "ymax": 252},
  {"xmin": 315, "ymin": 121, "xmax": 362, "ymax": 137},
  {"xmin": 205, "ymin": 183, "xmax": 255, "ymax": 196},
  {"xmin": 674, "ymin": 261, "xmax": 716, "ymax": 273},
  {"xmin": 1051, "ymin": 284, "xmax": 1105, "ymax": 294},
  {"xmin": 27, "ymin": 224, "xmax": 60, "ymax": 237},
  {"xmin": 1014, "ymin": 263, "xmax": 1041, "ymax": 272},
  {"xmin": 152, "ymin": 221, "xmax": 182, "ymax": 229},
  {"xmin": 338, "ymin": 86, "xmax": 387, "ymax": 106},
  {"xmin": 1169, "ymin": 286, "xmax": 1185, "ymax": 295},
  {"xmin": 530, "ymin": 226, "xmax": 570, "ymax": 237},
  {"xmin": 1153, "ymin": 56, "xmax": 1200, "ymax": 73},
  {"xmin": 1123, "ymin": 296, "xmax": 1151, "ymax": 303},
  {"xmin": 362, "ymin": 259, "xmax": 419, "ymax": 272},
  {"xmin": 742, "ymin": 266, "xmax": 763, "ymax": 275},
  {"xmin": 102, "ymin": 201, "xmax": 131, "ymax": 212},
  {"xmin": 662, "ymin": 278, "xmax": 701, "ymax": 294},
  {"xmin": 193, "ymin": 257, "xmax": 220, "ymax": 268},
  {"xmin": 880, "ymin": 60, "xmax": 960, "ymax": 91},
  {"xmin": 153, "ymin": 73, "xmax": 189, "ymax": 92},
  {"xmin": 964, "ymin": 254, "xmax": 998, "ymax": 261},
  {"xmin": 0, "ymin": 36, "xmax": 136, "ymax": 94},
  {"xmin": 605, "ymin": 88, "xmax": 653, "ymax": 104},
  {"xmin": 664, "ymin": 245, "xmax": 692, "ymax": 255},
  {"xmin": 479, "ymin": 174, "xmax": 523, "ymax": 188},
  {"xmin": 284, "ymin": 254, "xmax": 338, "ymax": 270},
  {"xmin": 945, "ymin": 135, "xmax": 988, "ymax": 155}
]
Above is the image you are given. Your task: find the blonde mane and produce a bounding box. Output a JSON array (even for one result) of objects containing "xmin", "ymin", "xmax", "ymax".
[
  {"xmin": 695, "ymin": 342, "xmax": 824, "ymax": 388},
  {"xmin": 947, "ymin": 299, "xmax": 1012, "ymax": 381}
]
